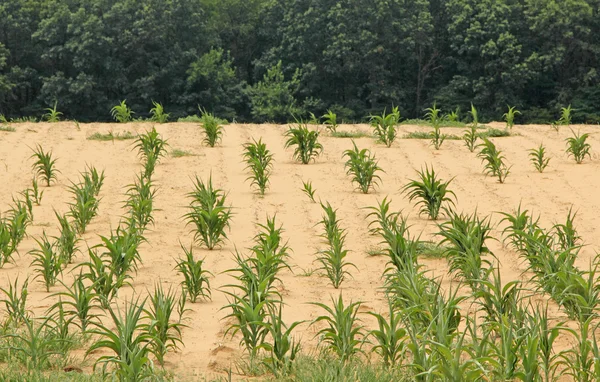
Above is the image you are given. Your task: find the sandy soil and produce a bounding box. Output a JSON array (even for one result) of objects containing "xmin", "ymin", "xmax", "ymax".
[{"xmin": 0, "ymin": 121, "xmax": 599, "ymax": 379}]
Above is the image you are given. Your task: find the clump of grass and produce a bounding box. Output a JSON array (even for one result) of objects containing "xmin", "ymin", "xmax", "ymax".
[
  {"xmin": 185, "ymin": 175, "xmax": 233, "ymax": 250},
  {"xmin": 565, "ymin": 130, "xmax": 591, "ymax": 164},
  {"xmin": 285, "ymin": 122, "xmax": 323, "ymax": 164},
  {"xmin": 87, "ymin": 131, "xmax": 135, "ymax": 141},
  {"xmin": 301, "ymin": 180, "xmax": 317, "ymax": 202},
  {"xmin": 403, "ymin": 131, "xmax": 460, "ymax": 140},
  {"xmin": 479, "ymin": 128, "xmax": 511, "ymax": 138},
  {"xmin": 322, "ymin": 110, "xmax": 338, "ymax": 133},
  {"xmin": 149, "ymin": 101, "xmax": 169, "ymax": 123},
  {"xmin": 403, "ymin": 165, "xmax": 456, "ymax": 220},
  {"xmin": 176, "ymin": 244, "xmax": 212, "ymax": 303},
  {"xmin": 529, "ymin": 144, "xmax": 550, "ymax": 173},
  {"xmin": 30, "ymin": 145, "xmax": 59, "ymax": 186},
  {"xmin": 477, "ymin": 138, "xmax": 511, "ymax": 183},
  {"xmin": 171, "ymin": 148, "xmax": 196, "ymax": 158},
  {"xmin": 370, "ymin": 107, "xmax": 400, "ymax": 147},
  {"xmin": 43, "ymin": 101, "xmax": 63, "ymax": 122},
  {"xmin": 243, "ymin": 138, "xmax": 274, "ymax": 195},
  {"xmin": 331, "ymin": 130, "xmax": 370, "ymax": 138},
  {"xmin": 342, "ymin": 141, "xmax": 383, "ymax": 194},
  {"xmin": 200, "ymin": 109, "xmax": 223, "ymax": 147},
  {"xmin": 110, "ymin": 100, "xmax": 134, "ymax": 122},
  {"xmin": 0, "ymin": 125, "xmax": 16, "ymax": 132}
]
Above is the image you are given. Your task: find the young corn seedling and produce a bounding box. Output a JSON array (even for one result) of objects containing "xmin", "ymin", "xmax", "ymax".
[
  {"xmin": 98, "ymin": 224, "xmax": 144, "ymax": 278},
  {"xmin": 31, "ymin": 177, "xmax": 43, "ymax": 205},
  {"xmin": 477, "ymin": 138, "xmax": 511, "ymax": 183},
  {"xmin": 4, "ymin": 316, "xmax": 65, "ymax": 370},
  {"xmin": 367, "ymin": 300, "xmax": 405, "ymax": 367},
  {"xmin": 301, "ymin": 179, "xmax": 317, "ymax": 202},
  {"xmin": 30, "ymin": 145, "xmax": 59, "ymax": 186},
  {"xmin": 200, "ymin": 109, "xmax": 223, "ymax": 147},
  {"xmin": 0, "ymin": 219, "xmax": 17, "ymax": 267},
  {"xmin": 144, "ymin": 283, "xmax": 185, "ymax": 365},
  {"xmin": 311, "ymin": 294, "xmax": 364, "ymax": 362},
  {"xmin": 175, "ymin": 244, "xmax": 212, "ymax": 303},
  {"xmin": 68, "ymin": 179, "xmax": 100, "ymax": 234},
  {"xmin": 87, "ymin": 298, "xmax": 155, "ymax": 380},
  {"xmin": 316, "ymin": 208, "xmax": 355, "ymax": 288},
  {"xmin": 134, "ymin": 126, "xmax": 168, "ymax": 179},
  {"xmin": 463, "ymin": 125, "xmax": 479, "ymax": 152},
  {"xmin": 469, "ymin": 103, "xmax": 479, "ymax": 128},
  {"xmin": 249, "ymin": 215, "xmax": 292, "ymax": 288},
  {"xmin": 125, "ymin": 173, "xmax": 156, "ymax": 232},
  {"xmin": 110, "ymin": 100, "xmax": 134, "ymax": 122},
  {"xmin": 342, "ymin": 141, "xmax": 383, "ymax": 194},
  {"xmin": 425, "ymin": 103, "xmax": 446, "ymax": 150},
  {"xmin": 0, "ymin": 277, "xmax": 29, "ymax": 326},
  {"xmin": 565, "ymin": 130, "xmax": 591, "ymax": 164},
  {"xmin": 403, "ymin": 165, "xmax": 456, "ymax": 220},
  {"xmin": 285, "ymin": 122, "xmax": 323, "ymax": 164},
  {"xmin": 437, "ymin": 211, "xmax": 494, "ymax": 291},
  {"xmin": 29, "ymin": 232, "xmax": 63, "ymax": 292},
  {"xmin": 261, "ymin": 303, "xmax": 303, "ymax": 377},
  {"xmin": 185, "ymin": 175, "xmax": 233, "ymax": 250},
  {"xmin": 243, "ymin": 138, "xmax": 274, "ymax": 195},
  {"xmin": 49, "ymin": 276, "xmax": 100, "ymax": 333},
  {"xmin": 529, "ymin": 144, "xmax": 550, "ymax": 173},
  {"xmin": 558, "ymin": 104, "xmax": 573, "ymax": 126},
  {"xmin": 503, "ymin": 105, "xmax": 521, "ymax": 129},
  {"xmin": 43, "ymin": 101, "xmax": 63, "ymax": 122},
  {"xmin": 54, "ymin": 211, "xmax": 79, "ymax": 264},
  {"xmin": 149, "ymin": 101, "xmax": 169, "ymax": 123},
  {"xmin": 322, "ymin": 110, "xmax": 338, "ymax": 133},
  {"xmin": 78, "ymin": 249, "xmax": 129, "ymax": 309},
  {"xmin": 7, "ymin": 199, "xmax": 31, "ymax": 249},
  {"xmin": 370, "ymin": 107, "xmax": 400, "ymax": 147},
  {"xmin": 552, "ymin": 207, "xmax": 580, "ymax": 250}
]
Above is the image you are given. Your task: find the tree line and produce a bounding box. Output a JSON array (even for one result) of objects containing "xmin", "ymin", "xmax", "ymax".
[{"xmin": 0, "ymin": 0, "xmax": 598, "ymax": 123}]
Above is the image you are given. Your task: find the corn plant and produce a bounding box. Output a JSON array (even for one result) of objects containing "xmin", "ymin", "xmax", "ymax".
[
  {"xmin": 469, "ymin": 103, "xmax": 479, "ymax": 127},
  {"xmin": 149, "ymin": 101, "xmax": 169, "ymax": 123},
  {"xmin": 403, "ymin": 166, "xmax": 456, "ymax": 220},
  {"xmin": 553, "ymin": 207, "xmax": 580, "ymax": 250},
  {"xmin": 322, "ymin": 110, "xmax": 338, "ymax": 133},
  {"xmin": 425, "ymin": 103, "xmax": 446, "ymax": 150},
  {"xmin": 98, "ymin": 225, "xmax": 144, "ymax": 278},
  {"xmin": 43, "ymin": 101, "xmax": 62, "ymax": 122},
  {"xmin": 30, "ymin": 145, "xmax": 58, "ymax": 186},
  {"xmin": 260, "ymin": 303, "xmax": 303, "ymax": 377},
  {"xmin": 144, "ymin": 284, "xmax": 185, "ymax": 365},
  {"xmin": 285, "ymin": 122, "xmax": 323, "ymax": 164},
  {"xmin": 529, "ymin": 144, "xmax": 550, "ymax": 173},
  {"xmin": 477, "ymin": 138, "xmax": 511, "ymax": 183},
  {"xmin": 175, "ymin": 244, "xmax": 212, "ymax": 303},
  {"xmin": 437, "ymin": 211, "xmax": 494, "ymax": 291},
  {"xmin": 68, "ymin": 179, "xmax": 100, "ymax": 234},
  {"xmin": 561, "ymin": 318, "xmax": 598, "ymax": 382},
  {"xmin": 250, "ymin": 215, "xmax": 292, "ymax": 286},
  {"xmin": 367, "ymin": 300, "xmax": 405, "ymax": 367},
  {"xmin": 82, "ymin": 165, "xmax": 105, "ymax": 197},
  {"xmin": 87, "ymin": 298, "xmax": 155, "ymax": 380},
  {"xmin": 49, "ymin": 276, "xmax": 99, "ymax": 333},
  {"xmin": 342, "ymin": 141, "xmax": 383, "ymax": 194},
  {"xmin": 503, "ymin": 105, "xmax": 520, "ymax": 129},
  {"xmin": 110, "ymin": 100, "xmax": 134, "ymax": 122},
  {"xmin": 558, "ymin": 104, "xmax": 573, "ymax": 126},
  {"xmin": 200, "ymin": 109, "xmax": 223, "ymax": 147},
  {"xmin": 78, "ymin": 249, "xmax": 129, "ymax": 309},
  {"xmin": 565, "ymin": 130, "xmax": 591, "ymax": 164},
  {"xmin": 185, "ymin": 175, "xmax": 233, "ymax": 250},
  {"xmin": 134, "ymin": 126, "xmax": 168, "ymax": 179},
  {"xmin": 311, "ymin": 294, "xmax": 364, "ymax": 362},
  {"xmin": 54, "ymin": 211, "xmax": 79, "ymax": 264},
  {"xmin": 301, "ymin": 179, "xmax": 317, "ymax": 202},
  {"xmin": 6, "ymin": 198, "xmax": 31, "ymax": 250},
  {"xmin": 463, "ymin": 125, "xmax": 479, "ymax": 152},
  {"xmin": 243, "ymin": 138, "xmax": 274, "ymax": 195},
  {"xmin": 370, "ymin": 107, "xmax": 400, "ymax": 147},
  {"xmin": 316, "ymin": 205, "xmax": 355, "ymax": 288},
  {"xmin": 0, "ymin": 219, "xmax": 17, "ymax": 267},
  {"xmin": 0, "ymin": 277, "xmax": 29, "ymax": 326},
  {"xmin": 125, "ymin": 173, "xmax": 156, "ymax": 232},
  {"xmin": 29, "ymin": 233, "xmax": 62, "ymax": 292},
  {"xmin": 30, "ymin": 177, "xmax": 43, "ymax": 205}
]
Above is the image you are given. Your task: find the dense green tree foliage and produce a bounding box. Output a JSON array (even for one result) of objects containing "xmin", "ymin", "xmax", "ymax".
[{"xmin": 0, "ymin": 0, "xmax": 598, "ymax": 122}]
